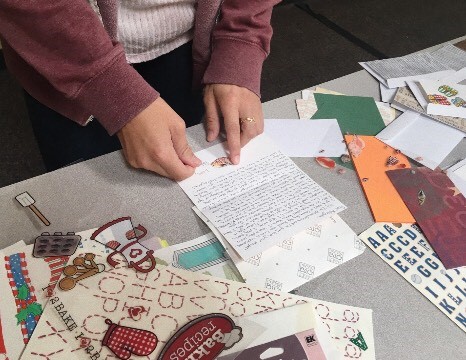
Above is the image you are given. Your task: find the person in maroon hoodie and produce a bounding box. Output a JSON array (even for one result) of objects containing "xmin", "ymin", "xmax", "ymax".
[{"xmin": 0, "ymin": 0, "xmax": 280, "ymax": 180}]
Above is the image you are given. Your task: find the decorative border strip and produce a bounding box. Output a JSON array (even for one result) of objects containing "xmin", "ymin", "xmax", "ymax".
[{"xmin": 4, "ymin": 253, "xmax": 40, "ymax": 343}]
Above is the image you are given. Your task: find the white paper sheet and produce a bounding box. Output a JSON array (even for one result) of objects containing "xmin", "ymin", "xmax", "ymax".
[
  {"xmin": 440, "ymin": 67, "xmax": 466, "ymax": 85},
  {"xmin": 264, "ymin": 119, "xmax": 347, "ymax": 157},
  {"xmin": 376, "ymin": 110, "xmax": 465, "ymax": 169},
  {"xmin": 178, "ymin": 135, "xmax": 346, "ymax": 259},
  {"xmin": 446, "ymin": 158, "xmax": 466, "ymax": 196},
  {"xmin": 380, "ymin": 83, "xmax": 397, "ymax": 103},
  {"xmin": 360, "ymin": 44, "xmax": 466, "ymax": 88},
  {"xmin": 193, "ymin": 207, "xmax": 365, "ymax": 292},
  {"xmin": 407, "ymin": 81, "xmax": 428, "ymax": 111}
]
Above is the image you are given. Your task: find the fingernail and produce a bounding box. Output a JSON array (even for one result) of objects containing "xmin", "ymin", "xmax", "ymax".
[
  {"xmin": 207, "ymin": 131, "xmax": 214, "ymax": 141},
  {"xmin": 194, "ymin": 156, "xmax": 202, "ymax": 166},
  {"xmin": 232, "ymin": 155, "xmax": 240, "ymax": 165}
]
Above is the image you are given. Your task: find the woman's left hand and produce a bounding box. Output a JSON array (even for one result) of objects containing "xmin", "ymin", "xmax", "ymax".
[{"xmin": 203, "ymin": 84, "xmax": 264, "ymax": 165}]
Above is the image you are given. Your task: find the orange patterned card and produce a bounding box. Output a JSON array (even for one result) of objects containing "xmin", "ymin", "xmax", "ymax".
[{"xmin": 344, "ymin": 135, "xmax": 415, "ymax": 223}]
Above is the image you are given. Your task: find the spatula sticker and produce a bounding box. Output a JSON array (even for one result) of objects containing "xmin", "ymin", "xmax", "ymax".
[
  {"xmin": 15, "ymin": 192, "xmax": 50, "ymax": 226},
  {"xmin": 158, "ymin": 314, "xmax": 243, "ymax": 360}
]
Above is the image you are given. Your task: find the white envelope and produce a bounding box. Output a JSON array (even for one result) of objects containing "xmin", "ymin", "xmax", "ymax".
[
  {"xmin": 376, "ymin": 110, "xmax": 464, "ymax": 169},
  {"xmin": 264, "ymin": 119, "xmax": 347, "ymax": 157}
]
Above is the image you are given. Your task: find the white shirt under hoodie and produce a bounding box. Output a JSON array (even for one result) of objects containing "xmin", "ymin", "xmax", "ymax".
[{"xmin": 117, "ymin": 0, "xmax": 196, "ymax": 63}]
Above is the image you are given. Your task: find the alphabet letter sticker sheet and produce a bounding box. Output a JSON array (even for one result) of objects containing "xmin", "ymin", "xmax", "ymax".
[{"xmin": 359, "ymin": 222, "xmax": 466, "ymax": 333}]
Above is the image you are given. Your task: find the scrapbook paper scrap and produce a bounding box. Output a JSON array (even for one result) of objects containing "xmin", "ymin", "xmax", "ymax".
[
  {"xmin": 193, "ymin": 208, "xmax": 365, "ymax": 292},
  {"xmin": 178, "ymin": 135, "xmax": 346, "ymax": 259},
  {"xmin": 344, "ymin": 135, "xmax": 415, "ymax": 223},
  {"xmin": 446, "ymin": 158, "xmax": 466, "ymax": 196},
  {"xmin": 300, "ymin": 88, "xmax": 396, "ymax": 126},
  {"xmin": 153, "ymin": 233, "xmax": 243, "ymax": 281},
  {"xmin": 359, "ymin": 223, "xmax": 466, "ymax": 333},
  {"xmin": 376, "ymin": 110, "xmax": 464, "ymax": 170},
  {"xmin": 312, "ymin": 93, "xmax": 386, "ymax": 135},
  {"xmin": 296, "ymin": 98, "xmax": 318, "ymax": 119},
  {"xmin": 386, "ymin": 167, "xmax": 466, "ymax": 269},
  {"xmin": 21, "ymin": 248, "xmax": 375, "ymax": 360},
  {"xmin": 263, "ymin": 119, "xmax": 347, "ymax": 157}
]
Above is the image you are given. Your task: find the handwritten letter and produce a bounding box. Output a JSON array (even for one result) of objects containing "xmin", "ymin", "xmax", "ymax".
[{"xmin": 179, "ymin": 135, "xmax": 346, "ymax": 259}]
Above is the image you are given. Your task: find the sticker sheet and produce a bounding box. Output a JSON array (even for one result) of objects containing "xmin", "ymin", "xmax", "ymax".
[
  {"xmin": 386, "ymin": 167, "xmax": 466, "ymax": 269},
  {"xmin": 359, "ymin": 223, "xmax": 466, "ymax": 333},
  {"xmin": 0, "ymin": 244, "xmax": 69, "ymax": 360},
  {"xmin": 221, "ymin": 303, "xmax": 341, "ymax": 360},
  {"xmin": 0, "ymin": 233, "xmax": 108, "ymax": 360},
  {"xmin": 21, "ymin": 248, "xmax": 375, "ymax": 360}
]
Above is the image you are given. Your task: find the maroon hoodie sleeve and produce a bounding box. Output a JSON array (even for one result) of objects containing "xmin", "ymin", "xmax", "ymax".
[
  {"xmin": 202, "ymin": 0, "xmax": 281, "ymax": 97},
  {"xmin": 0, "ymin": 0, "xmax": 158, "ymax": 135}
]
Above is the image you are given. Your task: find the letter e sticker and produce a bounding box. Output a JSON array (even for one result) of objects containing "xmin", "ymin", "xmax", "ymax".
[{"xmin": 158, "ymin": 313, "xmax": 242, "ymax": 360}]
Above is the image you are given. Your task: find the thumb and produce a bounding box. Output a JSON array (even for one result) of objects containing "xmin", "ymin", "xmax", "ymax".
[{"xmin": 171, "ymin": 121, "xmax": 201, "ymax": 167}]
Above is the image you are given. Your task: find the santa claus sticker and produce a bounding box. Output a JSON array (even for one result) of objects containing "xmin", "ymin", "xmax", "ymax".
[{"xmin": 158, "ymin": 314, "xmax": 243, "ymax": 360}]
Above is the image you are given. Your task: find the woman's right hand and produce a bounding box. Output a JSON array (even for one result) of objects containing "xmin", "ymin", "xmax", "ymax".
[{"xmin": 117, "ymin": 97, "xmax": 201, "ymax": 181}]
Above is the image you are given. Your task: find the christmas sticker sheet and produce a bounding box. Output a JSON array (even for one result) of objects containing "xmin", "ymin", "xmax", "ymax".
[
  {"xmin": 0, "ymin": 232, "xmax": 109, "ymax": 360},
  {"xmin": 0, "ymin": 243, "xmax": 69, "ymax": 360},
  {"xmin": 359, "ymin": 223, "xmax": 466, "ymax": 334},
  {"xmin": 21, "ymin": 247, "xmax": 375, "ymax": 359}
]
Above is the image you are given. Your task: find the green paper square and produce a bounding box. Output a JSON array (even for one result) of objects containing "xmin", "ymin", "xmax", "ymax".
[{"xmin": 312, "ymin": 93, "xmax": 385, "ymax": 135}]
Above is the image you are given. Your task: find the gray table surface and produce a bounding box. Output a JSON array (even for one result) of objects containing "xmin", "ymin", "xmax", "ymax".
[{"xmin": 2, "ymin": 38, "xmax": 466, "ymax": 359}]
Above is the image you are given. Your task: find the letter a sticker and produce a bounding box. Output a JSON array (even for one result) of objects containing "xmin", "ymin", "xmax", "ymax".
[{"xmin": 350, "ymin": 332, "xmax": 368, "ymax": 351}]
